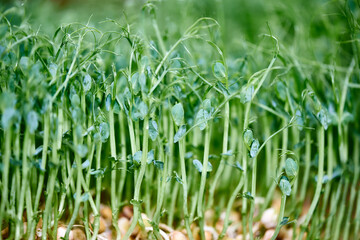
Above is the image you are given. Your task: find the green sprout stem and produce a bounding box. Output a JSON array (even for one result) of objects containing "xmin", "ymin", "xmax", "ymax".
[{"xmin": 299, "ymin": 126, "xmax": 325, "ymax": 239}]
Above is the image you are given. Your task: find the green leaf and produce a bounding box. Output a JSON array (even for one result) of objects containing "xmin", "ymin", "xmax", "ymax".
[
  {"xmin": 83, "ymin": 74, "xmax": 92, "ymax": 92},
  {"xmin": 174, "ymin": 125, "xmax": 186, "ymax": 143},
  {"xmin": 76, "ymin": 144, "xmax": 88, "ymax": 158},
  {"xmin": 133, "ymin": 151, "xmax": 142, "ymax": 164},
  {"xmin": 213, "ymin": 61, "xmax": 226, "ymax": 79},
  {"xmin": 147, "ymin": 149, "xmax": 154, "ymax": 164},
  {"xmin": 317, "ymin": 108, "xmax": 330, "ymax": 130},
  {"xmin": 279, "ymin": 176, "xmax": 291, "ymax": 196},
  {"xmin": 285, "ymin": 158, "xmax": 298, "ymax": 179},
  {"xmin": 149, "ymin": 120, "xmax": 158, "ymax": 141},
  {"xmin": 49, "ymin": 63, "xmax": 58, "ymax": 79},
  {"xmin": 243, "ymin": 129, "xmax": 254, "ymax": 149},
  {"xmin": 19, "ymin": 56, "xmax": 29, "ymax": 70},
  {"xmin": 154, "ymin": 160, "xmax": 164, "ymax": 170},
  {"xmin": 341, "ymin": 111, "xmax": 354, "ymax": 124},
  {"xmin": 27, "ymin": 111, "xmax": 39, "ymax": 134},
  {"xmin": 195, "ymin": 109, "xmax": 211, "ymax": 130},
  {"xmin": 280, "ymin": 217, "xmax": 290, "ymax": 226},
  {"xmin": 105, "ymin": 94, "xmax": 112, "ymax": 111},
  {"xmin": 174, "ymin": 171, "xmax": 183, "ymax": 184},
  {"xmin": 139, "ymin": 72, "xmax": 147, "ymax": 93},
  {"xmin": 242, "ymin": 191, "xmax": 254, "ymax": 201},
  {"xmin": 81, "ymin": 159, "xmax": 90, "ymax": 169},
  {"xmin": 192, "ymin": 159, "xmax": 212, "ymax": 173},
  {"xmin": 221, "ymin": 150, "xmax": 233, "ymax": 156},
  {"xmin": 131, "ymin": 100, "xmax": 148, "ymax": 121},
  {"xmin": 171, "ymin": 103, "xmax": 184, "ymax": 126},
  {"xmin": 240, "ymin": 85, "xmax": 254, "ymax": 103},
  {"xmin": 1, "ymin": 108, "xmax": 18, "ymax": 129},
  {"xmin": 193, "ymin": 159, "xmax": 203, "ymax": 172},
  {"xmin": 99, "ymin": 122, "xmax": 110, "ymax": 142},
  {"xmin": 131, "ymin": 72, "xmax": 141, "ymax": 95},
  {"xmin": 235, "ymin": 161, "xmax": 244, "ymax": 171},
  {"xmin": 250, "ymin": 139, "xmax": 259, "ymax": 158},
  {"xmin": 216, "ymin": 81, "xmax": 230, "ymax": 97}
]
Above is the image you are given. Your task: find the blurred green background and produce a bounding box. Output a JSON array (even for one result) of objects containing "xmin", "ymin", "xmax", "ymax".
[{"xmin": 1, "ymin": 0, "xmax": 359, "ymax": 66}]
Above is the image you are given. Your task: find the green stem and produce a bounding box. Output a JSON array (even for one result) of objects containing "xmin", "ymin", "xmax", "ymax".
[
  {"xmin": 41, "ymin": 131, "xmax": 60, "ymax": 240},
  {"xmin": 109, "ymin": 105, "xmax": 121, "ymax": 240},
  {"xmin": 64, "ymin": 126, "xmax": 83, "ymax": 239},
  {"xmin": 29, "ymin": 113, "xmax": 50, "ymax": 240},
  {"xmin": 270, "ymin": 194, "xmax": 287, "ymax": 240},
  {"xmin": 299, "ymin": 126, "xmax": 325, "ymax": 239},
  {"xmin": 343, "ymin": 137, "xmax": 359, "ymax": 239},
  {"xmin": 197, "ymin": 125, "xmax": 212, "ymax": 240},
  {"xmin": 179, "ymin": 131, "xmax": 194, "ymax": 240},
  {"xmin": 122, "ymin": 117, "xmax": 149, "ymax": 240},
  {"xmin": 91, "ymin": 142, "xmax": 103, "ymax": 240},
  {"xmin": 15, "ymin": 128, "xmax": 30, "ymax": 239},
  {"xmin": 0, "ymin": 129, "xmax": 12, "ymax": 240},
  {"xmin": 118, "ymin": 112, "xmax": 127, "ymax": 203},
  {"xmin": 248, "ymin": 155, "xmax": 257, "ymax": 240},
  {"xmin": 241, "ymin": 102, "xmax": 251, "ymax": 237},
  {"xmin": 299, "ymin": 130, "xmax": 311, "ymax": 206},
  {"xmin": 207, "ymin": 102, "xmax": 229, "ymax": 210},
  {"xmin": 333, "ymin": 179, "xmax": 349, "ymax": 240}
]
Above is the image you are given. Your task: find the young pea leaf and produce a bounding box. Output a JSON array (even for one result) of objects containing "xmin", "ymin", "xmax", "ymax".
[
  {"xmin": 1, "ymin": 108, "xmax": 18, "ymax": 130},
  {"xmin": 113, "ymin": 100, "xmax": 121, "ymax": 114},
  {"xmin": 207, "ymin": 161, "xmax": 213, "ymax": 172},
  {"xmin": 131, "ymin": 72, "xmax": 141, "ymax": 95},
  {"xmin": 216, "ymin": 81, "xmax": 230, "ymax": 97},
  {"xmin": 149, "ymin": 119, "xmax": 158, "ymax": 141},
  {"xmin": 221, "ymin": 150, "xmax": 233, "ymax": 156},
  {"xmin": 250, "ymin": 139, "xmax": 260, "ymax": 158},
  {"xmin": 76, "ymin": 144, "xmax": 88, "ymax": 158},
  {"xmin": 174, "ymin": 125, "xmax": 186, "ymax": 143},
  {"xmin": 316, "ymin": 108, "xmax": 330, "ymax": 130},
  {"xmin": 242, "ymin": 191, "xmax": 254, "ymax": 200},
  {"xmin": 341, "ymin": 111, "xmax": 354, "ymax": 124},
  {"xmin": 213, "ymin": 61, "xmax": 226, "ymax": 79},
  {"xmin": 131, "ymin": 100, "xmax": 148, "ymax": 121},
  {"xmin": 235, "ymin": 161, "xmax": 244, "ymax": 171},
  {"xmin": 279, "ymin": 176, "xmax": 291, "ymax": 196},
  {"xmin": 240, "ymin": 85, "xmax": 254, "ymax": 103},
  {"xmin": 49, "ymin": 63, "xmax": 58, "ymax": 79},
  {"xmin": 185, "ymin": 152, "xmax": 193, "ymax": 159},
  {"xmin": 295, "ymin": 110, "xmax": 304, "ymax": 131},
  {"xmin": 27, "ymin": 111, "xmax": 38, "ymax": 134},
  {"xmin": 81, "ymin": 159, "xmax": 90, "ymax": 169},
  {"xmin": 193, "ymin": 160, "xmax": 202, "ymax": 172},
  {"xmin": 276, "ymin": 81, "xmax": 287, "ymax": 101},
  {"xmin": 243, "ymin": 129, "xmax": 254, "ymax": 149},
  {"xmin": 171, "ymin": 103, "xmax": 184, "ymax": 126},
  {"xmin": 19, "ymin": 56, "xmax": 29, "ymax": 70},
  {"xmin": 105, "ymin": 94, "xmax": 112, "ymax": 111},
  {"xmin": 71, "ymin": 94, "xmax": 81, "ymax": 107},
  {"xmin": 83, "ymin": 74, "xmax": 92, "ymax": 92},
  {"xmin": 99, "ymin": 122, "xmax": 110, "ymax": 142},
  {"xmin": 285, "ymin": 158, "xmax": 298, "ymax": 179},
  {"xmin": 174, "ymin": 171, "xmax": 183, "ymax": 184},
  {"xmin": 280, "ymin": 217, "xmax": 290, "ymax": 226},
  {"xmin": 90, "ymin": 167, "xmax": 106, "ymax": 177},
  {"xmin": 139, "ymin": 72, "xmax": 147, "ymax": 93},
  {"xmin": 133, "ymin": 151, "xmax": 142, "ymax": 164},
  {"xmin": 192, "ymin": 159, "xmax": 212, "ymax": 173},
  {"xmin": 73, "ymin": 193, "xmax": 89, "ymax": 202},
  {"xmin": 147, "ymin": 149, "xmax": 154, "ymax": 164},
  {"xmin": 153, "ymin": 161, "xmax": 164, "ymax": 170},
  {"xmin": 195, "ymin": 109, "xmax": 211, "ymax": 130}
]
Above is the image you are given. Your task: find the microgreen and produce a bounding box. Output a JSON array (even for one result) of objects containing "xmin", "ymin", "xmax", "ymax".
[{"xmin": 0, "ymin": 1, "xmax": 359, "ymax": 240}]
